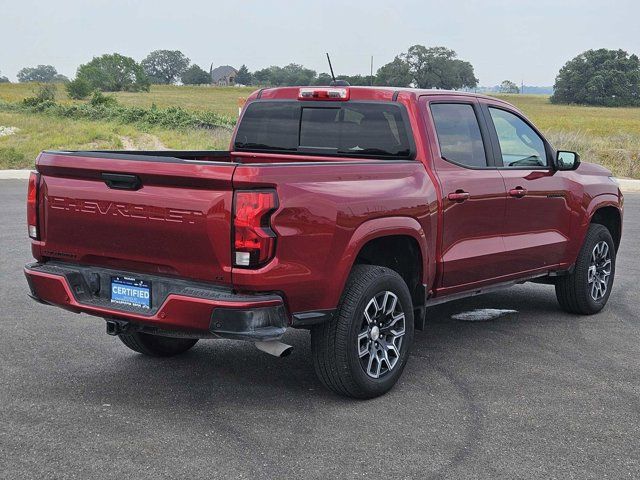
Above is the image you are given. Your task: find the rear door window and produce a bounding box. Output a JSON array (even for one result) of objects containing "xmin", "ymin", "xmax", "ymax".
[
  {"xmin": 235, "ymin": 101, "xmax": 413, "ymax": 159},
  {"xmin": 430, "ymin": 103, "xmax": 488, "ymax": 168}
]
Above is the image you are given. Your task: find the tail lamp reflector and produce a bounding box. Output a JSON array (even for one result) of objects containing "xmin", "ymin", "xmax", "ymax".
[
  {"xmin": 27, "ymin": 171, "xmax": 40, "ymax": 239},
  {"xmin": 298, "ymin": 87, "xmax": 349, "ymax": 101},
  {"xmin": 233, "ymin": 190, "xmax": 278, "ymax": 267}
]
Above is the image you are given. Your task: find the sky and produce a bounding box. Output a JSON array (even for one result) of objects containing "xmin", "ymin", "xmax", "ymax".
[{"xmin": 0, "ymin": 0, "xmax": 638, "ymax": 86}]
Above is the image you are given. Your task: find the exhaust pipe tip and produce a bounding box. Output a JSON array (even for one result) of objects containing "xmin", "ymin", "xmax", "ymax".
[
  {"xmin": 279, "ymin": 345, "xmax": 293, "ymax": 357},
  {"xmin": 255, "ymin": 340, "xmax": 293, "ymax": 358}
]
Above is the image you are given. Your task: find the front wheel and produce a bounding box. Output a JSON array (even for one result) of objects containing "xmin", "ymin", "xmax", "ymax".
[
  {"xmin": 311, "ymin": 265, "xmax": 414, "ymax": 399},
  {"xmin": 555, "ymin": 224, "xmax": 616, "ymax": 315}
]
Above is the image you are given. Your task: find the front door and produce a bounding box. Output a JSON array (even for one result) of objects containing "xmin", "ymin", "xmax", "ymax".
[
  {"xmin": 482, "ymin": 103, "xmax": 572, "ymax": 275},
  {"xmin": 425, "ymin": 98, "xmax": 507, "ymax": 292}
]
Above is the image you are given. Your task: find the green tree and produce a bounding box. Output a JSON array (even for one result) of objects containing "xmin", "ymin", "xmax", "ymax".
[
  {"xmin": 252, "ymin": 67, "xmax": 272, "ymax": 85},
  {"xmin": 235, "ymin": 64, "xmax": 253, "ymax": 85},
  {"xmin": 499, "ymin": 80, "xmax": 520, "ymax": 94},
  {"xmin": 180, "ymin": 64, "xmax": 210, "ymax": 85},
  {"xmin": 281, "ymin": 63, "xmax": 316, "ymax": 85},
  {"xmin": 376, "ymin": 46, "xmax": 478, "ymax": 89},
  {"xmin": 0, "ymin": 70, "xmax": 9, "ymax": 83},
  {"xmin": 336, "ymin": 74, "xmax": 375, "ymax": 86},
  {"xmin": 313, "ymin": 72, "xmax": 333, "ymax": 85},
  {"xmin": 374, "ymin": 56, "xmax": 412, "ymax": 87},
  {"xmin": 52, "ymin": 74, "xmax": 69, "ymax": 83},
  {"xmin": 141, "ymin": 50, "xmax": 190, "ymax": 84},
  {"xmin": 75, "ymin": 53, "xmax": 150, "ymax": 92},
  {"xmin": 17, "ymin": 65, "xmax": 58, "ymax": 83},
  {"xmin": 66, "ymin": 77, "xmax": 93, "ymax": 99},
  {"xmin": 551, "ymin": 49, "xmax": 640, "ymax": 106},
  {"xmin": 405, "ymin": 45, "xmax": 478, "ymax": 89},
  {"xmin": 252, "ymin": 64, "xmax": 316, "ymax": 86}
]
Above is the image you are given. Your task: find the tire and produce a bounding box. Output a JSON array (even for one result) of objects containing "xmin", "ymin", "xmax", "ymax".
[
  {"xmin": 311, "ymin": 265, "xmax": 415, "ymax": 399},
  {"xmin": 118, "ymin": 332, "xmax": 198, "ymax": 357},
  {"xmin": 555, "ymin": 224, "xmax": 616, "ymax": 315}
]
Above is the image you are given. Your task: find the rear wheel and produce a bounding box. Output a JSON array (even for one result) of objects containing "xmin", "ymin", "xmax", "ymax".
[
  {"xmin": 555, "ymin": 224, "xmax": 616, "ymax": 314},
  {"xmin": 118, "ymin": 332, "xmax": 198, "ymax": 357},
  {"xmin": 311, "ymin": 265, "xmax": 414, "ymax": 399}
]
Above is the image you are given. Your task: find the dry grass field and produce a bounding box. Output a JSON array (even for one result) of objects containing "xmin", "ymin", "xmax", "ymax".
[
  {"xmin": 0, "ymin": 83, "xmax": 255, "ymax": 116},
  {"xmin": 1, "ymin": 84, "xmax": 639, "ymax": 177},
  {"xmin": 0, "ymin": 84, "xmax": 242, "ymax": 168},
  {"xmin": 500, "ymin": 94, "xmax": 640, "ymax": 178},
  {"xmin": 0, "ymin": 109, "xmax": 232, "ymax": 169}
]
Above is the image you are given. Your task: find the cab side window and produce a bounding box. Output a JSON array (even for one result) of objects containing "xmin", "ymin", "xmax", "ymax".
[
  {"xmin": 430, "ymin": 103, "xmax": 488, "ymax": 168},
  {"xmin": 488, "ymin": 107, "xmax": 547, "ymax": 168}
]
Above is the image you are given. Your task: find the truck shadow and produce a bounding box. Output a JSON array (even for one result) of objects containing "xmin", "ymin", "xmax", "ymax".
[
  {"xmin": 423, "ymin": 283, "xmax": 580, "ymax": 365},
  {"xmin": 63, "ymin": 284, "xmax": 577, "ymax": 406}
]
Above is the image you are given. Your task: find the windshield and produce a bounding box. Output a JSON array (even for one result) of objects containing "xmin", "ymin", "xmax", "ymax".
[{"xmin": 234, "ymin": 101, "xmax": 413, "ymax": 159}]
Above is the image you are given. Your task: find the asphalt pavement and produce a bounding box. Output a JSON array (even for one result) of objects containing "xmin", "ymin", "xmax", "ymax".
[{"xmin": 1, "ymin": 179, "xmax": 638, "ymax": 479}]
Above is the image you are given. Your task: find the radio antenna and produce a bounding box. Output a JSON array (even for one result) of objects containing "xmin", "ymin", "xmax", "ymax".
[
  {"xmin": 326, "ymin": 53, "xmax": 336, "ymax": 82},
  {"xmin": 325, "ymin": 53, "xmax": 349, "ymax": 86}
]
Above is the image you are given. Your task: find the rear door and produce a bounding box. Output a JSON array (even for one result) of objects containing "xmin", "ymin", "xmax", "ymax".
[
  {"xmin": 36, "ymin": 151, "xmax": 236, "ymax": 284},
  {"xmin": 423, "ymin": 97, "xmax": 507, "ymax": 291},
  {"xmin": 480, "ymin": 102, "xmax": 572, "ymax": 274}
]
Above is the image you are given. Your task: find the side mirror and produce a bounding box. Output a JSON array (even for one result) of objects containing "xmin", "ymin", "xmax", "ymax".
[{"xmin": 554, "ymin": 150, "xmax": 581, "ymax": 171}]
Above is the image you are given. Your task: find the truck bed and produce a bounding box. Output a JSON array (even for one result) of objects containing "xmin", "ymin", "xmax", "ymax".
[{"xmin": 44, "ymin": 149, "xmax": 235, "ymax": 163}]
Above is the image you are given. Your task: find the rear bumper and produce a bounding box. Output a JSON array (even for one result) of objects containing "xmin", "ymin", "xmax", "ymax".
[{"xmin": 24, "ymin": 262, "xmax": 288, "ymax": 340}]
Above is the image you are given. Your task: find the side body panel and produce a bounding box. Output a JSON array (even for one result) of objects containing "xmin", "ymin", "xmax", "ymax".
[
  {"xmin": 478, "ymin": 98, "xmax": 575, "ymax": 274},
  {"xmin": 231, "ymin": 159, "xmax": 437, "ymax": 314},
  {"xmin": 421, "ymin": 94, "xmax": 623, "ymax": 299},
  {"xmin": 498, "ymin": 169, "xmax": 574, "ymax": 272},
  {"xmin": 477, "ymin": 98, "xmax": 623, "ymax": 274},
  {"xmin": 419, "ymin": 95, "xmax": 509, "ymax": 292},
  {"xmin": 564, "ymin": 168, "xmax": 624, "ymax": 264}
]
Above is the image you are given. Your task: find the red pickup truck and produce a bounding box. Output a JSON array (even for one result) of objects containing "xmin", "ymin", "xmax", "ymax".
[{"xmin": 24, "ymin": 86, "xmax": 623, "ymax": 398}]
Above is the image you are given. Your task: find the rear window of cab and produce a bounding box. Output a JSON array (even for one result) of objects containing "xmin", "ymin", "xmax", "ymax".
[{"xmin": 234, "ymin": 101, "xmax": 414, "ymax": 159}]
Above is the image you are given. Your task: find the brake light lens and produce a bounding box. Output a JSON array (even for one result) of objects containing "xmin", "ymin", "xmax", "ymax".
[
  {"xmin": 233, "ymin": 190, "xmax": 278, "ymax": 268},
  {"xmin": 27, "ymin": 171, "xmax": 40, "ymax": 239},
  {"xmin": 298, "ymin": 87, "xmax": 349, "ymax": 101}
]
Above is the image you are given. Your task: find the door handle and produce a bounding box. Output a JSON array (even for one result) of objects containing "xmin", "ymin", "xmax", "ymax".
[
  {"xmin": 447, "ymin": 191, "xmax": 470, "ymax": 202},
  {"xmin": 508, "ymin": 187, "xmax": 527, "ymax": 198},
  {"xmin": 102, "ymin": 173, "xmax": 142, "ymax": 191}
]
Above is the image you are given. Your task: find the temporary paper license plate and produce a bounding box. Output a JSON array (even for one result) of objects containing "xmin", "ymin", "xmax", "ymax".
[{"xmin": 110, "ymin": 276, "xmax": 151, "ymax": 309}]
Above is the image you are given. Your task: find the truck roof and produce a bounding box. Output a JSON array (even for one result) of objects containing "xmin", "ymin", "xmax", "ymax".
[{"xmin": 249, "ymin": 85, "xmax": 511, "ymax": 106}]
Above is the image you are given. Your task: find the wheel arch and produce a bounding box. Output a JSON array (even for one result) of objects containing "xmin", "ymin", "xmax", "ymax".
[
  {"xmin": 333, "ymin": 217, "xmax": 430, "ymax": 322},
  {"xmin": 353, "ymin": 235, "xmax": 426, "ymax": 308},
  {"xmin": 589, "ymin": 204, "xmax": 622, "ymax": 252},
  {"xmin": 566, "ymin": 194, "xmax": 622, "ymax": 268}
]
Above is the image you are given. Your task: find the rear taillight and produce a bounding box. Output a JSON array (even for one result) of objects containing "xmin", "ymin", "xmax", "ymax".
[
  {"xmin": 233, "ymin": 190, "xmax": 278, "ymax": 268},
  {"xmin": 27, "ymin": 171, "xmax": 40, "ymax": 239}
]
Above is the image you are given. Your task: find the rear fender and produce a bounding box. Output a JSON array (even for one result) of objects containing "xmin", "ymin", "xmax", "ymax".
[{"xmin": 330, "ymin": 216, "xmax": 429, "ymax": 308}]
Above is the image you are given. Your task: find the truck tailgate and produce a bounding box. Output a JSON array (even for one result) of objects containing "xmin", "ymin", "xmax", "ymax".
[{"xmin": 34, "ymin": 151, "xmax": 236, "ymax": 284}]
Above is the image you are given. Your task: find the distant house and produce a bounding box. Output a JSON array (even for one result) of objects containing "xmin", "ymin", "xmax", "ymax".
[{"xmin": 210, "ymin": 65, "xmax": 237, "ymax": 86}]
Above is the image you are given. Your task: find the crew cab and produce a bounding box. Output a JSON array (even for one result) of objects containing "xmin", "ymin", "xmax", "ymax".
[{"xmin": 24, "ymin": 86, "xmax": 623, "ymax": 398}]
